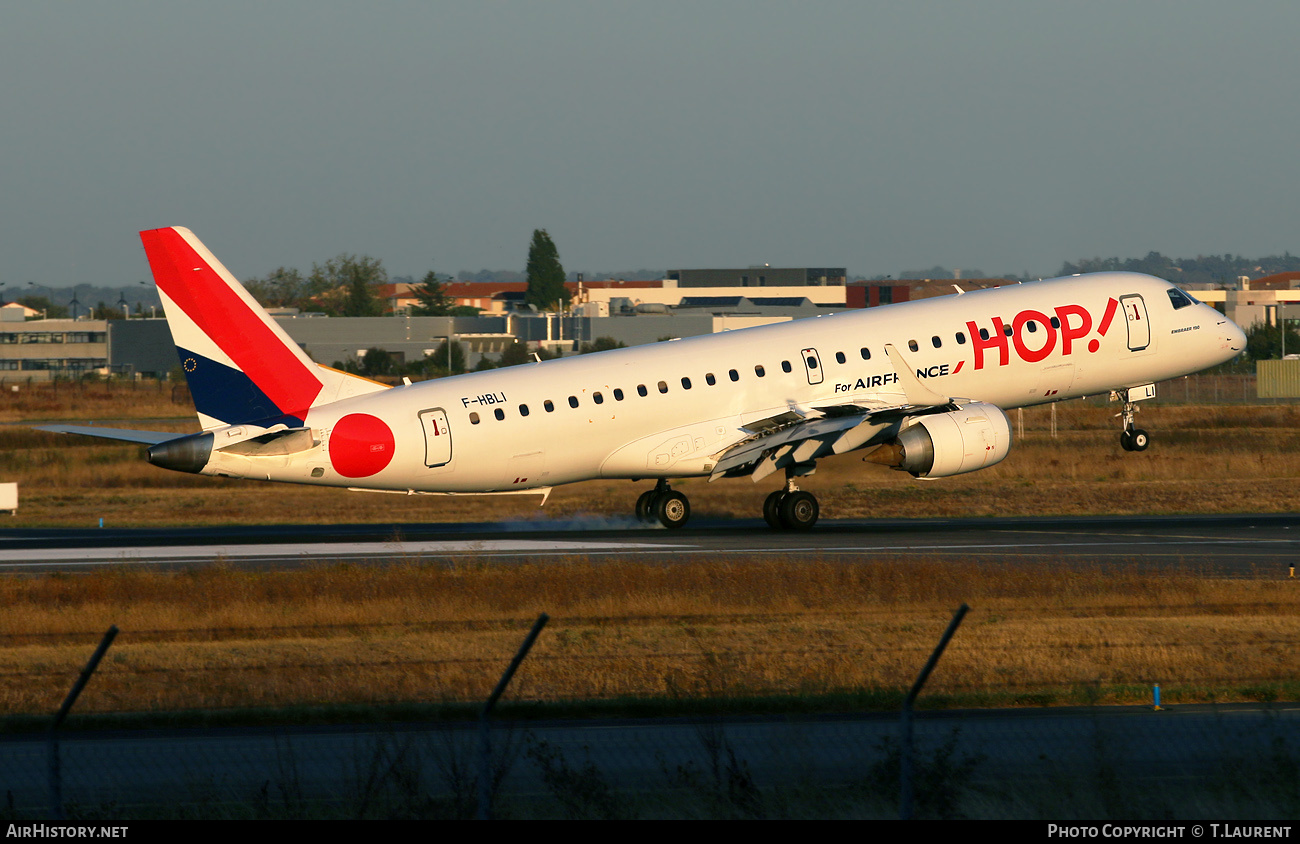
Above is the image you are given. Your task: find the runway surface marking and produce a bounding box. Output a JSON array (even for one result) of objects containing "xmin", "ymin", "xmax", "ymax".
[{"xmin": 0, "ymin": 539, "xmax": 692, "ymax": 568}]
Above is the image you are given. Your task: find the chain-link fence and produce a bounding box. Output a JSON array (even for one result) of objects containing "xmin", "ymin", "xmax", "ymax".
[{"xmin": 3, "ymin": 704, "xmax": 1298, "ymax": 819}]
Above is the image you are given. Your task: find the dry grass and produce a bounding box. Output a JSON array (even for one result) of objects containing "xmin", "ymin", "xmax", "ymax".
[
  {"xmin": 4, "ymin": 383, "xmax": 1300, "ymax": 719},
  {"xmin": 7, "ymin": 397, "xmax": 1300, "ymax": 526},
  {"xmin": 1, "ymin": 560, "xmax": 1297, "ymax": 716}
]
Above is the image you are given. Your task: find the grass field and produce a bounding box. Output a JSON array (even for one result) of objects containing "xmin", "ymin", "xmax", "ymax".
[
  {"xmin": 5, "ymin": 381, "xmax": 1300, "ymax": 527},
  {"xmin": 1, "ymin": 380, "xmax": 1298, "ymax": 722}
]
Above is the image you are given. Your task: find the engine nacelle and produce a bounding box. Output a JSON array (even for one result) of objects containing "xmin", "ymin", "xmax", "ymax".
[{"xmin": 892, "ymin": 402, "xmax": 1012, "ymax": 478}]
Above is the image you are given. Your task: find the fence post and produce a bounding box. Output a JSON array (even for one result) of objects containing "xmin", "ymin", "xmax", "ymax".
[
  {"xmin": 478, "ymin": 613, "xmax": 548, "ymax": 820},
  {"xmin": 48, "ymin": 625, "xmax": 118, "ymax": 820},
  {"xmin": 900, "ymin": 604, "xmax": 968, "ymax": 820}
]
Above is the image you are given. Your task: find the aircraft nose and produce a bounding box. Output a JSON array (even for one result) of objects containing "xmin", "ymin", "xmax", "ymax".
[{"xmin": 1226, "ymin": 319, "xmax": 1247, "ymax": 352}]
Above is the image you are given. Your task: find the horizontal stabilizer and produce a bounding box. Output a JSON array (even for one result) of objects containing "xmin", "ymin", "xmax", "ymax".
[{"xmin": 35, "ymin": 425, "xmax": 179, "ymax": 445}]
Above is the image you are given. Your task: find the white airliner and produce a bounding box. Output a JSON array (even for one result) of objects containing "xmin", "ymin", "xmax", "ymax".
[{"xmin": 46, "ymin": 227, "xmax": 1246, "ymax": 530}]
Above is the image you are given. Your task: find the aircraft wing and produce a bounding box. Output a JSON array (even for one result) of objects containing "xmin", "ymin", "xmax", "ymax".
[
  {"xmin": 710, "ymin": 343, "xmax": 959, "ymax": 483},
  {"xmin": 710, "ymin": 399, "xmax": 957, "ymax": 482},
  {"xmin": 35, "ymin": 425, "xmax": 179, "ymax": 445}
]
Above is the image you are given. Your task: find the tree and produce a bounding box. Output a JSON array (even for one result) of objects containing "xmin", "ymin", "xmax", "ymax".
[
  {"xmin": 579, "ymin": 336, "xmax": 626, "ymax": 354},
  {"xmin": 17, "ymin": 296, "xmax": 67, "ymax": 319},
  {"xmin": 409, "ymin": 270, "xmax": 455, "ymax": 316},
  {"xmin": 244, "ymin": 266, "xmax": 311, "ymax": 309},
  {"xmin": 95, "ymin": 300, "xmax": 126, "ymax": 320},
  {"xmin": 309, "ymin": 254, "xmax": 387, "ymax": 316},
  {"xmin": 497, "ymin": 341, "xmax": 532, "ymax": 368},
  {"xmin": 357, "ymin": 347, "xmax": 399, "ymax": 378},
  {"xmin": 525, "ymin": 229, "xmax": 569, "ymax": 311},
  {"xmin": 427, "ymin": 338, "xmax": 466, "ymax": 374}
]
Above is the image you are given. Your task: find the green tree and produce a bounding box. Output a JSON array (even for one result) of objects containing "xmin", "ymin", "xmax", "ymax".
[
  {"xmin": 1244, "ymin": 322, "xmax": 1300, "ymax": 362},
  {"xmin": 17, "ymin": 296, "xmax": 67, "ymax": 319},
  {"xmin": 409, "ymin": 270, "xmax": 455, "ymax": 316},
  {"xmin": 427, "ymin": 338, "xmax": 466, "ymax": 374},
  {"xmin": 358, "ymin": 347, "xmax": 399, "ymax": 378},
  {"xmin": 309, "ymin": 254, "xmax": 387, "ymax": 316},
  {"xmin": 95, "ymin": 300, "xmax": 126, "ymax": 320},
  {"xmin": 497, "ymin": 341, "xmax": 532, "ymax": 368},
  {"xmin": 578, "ymin": 336, "xmax": 626, "ymax": 354},
  {"xmin": 244, "ymin": 266, "xmax": 311, "ymax": 309},
  {"xmin": 525, "ymin": 229, "xmax": 569, "ymax": 311}
]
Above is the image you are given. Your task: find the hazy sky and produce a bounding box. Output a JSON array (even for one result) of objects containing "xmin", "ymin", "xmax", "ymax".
[{"xmin": 4, "ymin": 2, "xmax": 1298, "ymax": 288}]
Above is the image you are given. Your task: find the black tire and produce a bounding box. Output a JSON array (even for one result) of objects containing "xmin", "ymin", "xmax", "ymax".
[
  {"xmin": 1130, "ymin": 429, "xmax": 1150, "ymax": 451},
  {"xmin": 1119, "ymin": 430, "xmax": 1134, "ymax": 452},
  {"xmin": 635, "ymin": 490, "xmax": 657, "ymax": 522},
  {"xmin": 655, "ymin": 491, "xmax": 690, "ymax": 529},
  {"xmin": 763, "ymin": 490, "xmax": 786, "ymax": 529},
  {"xmin": 778, "ymin": 490, "xmax": 819, "ymax": 530}
]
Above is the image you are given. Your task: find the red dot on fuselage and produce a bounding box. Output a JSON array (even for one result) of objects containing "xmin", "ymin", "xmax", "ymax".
[
  {"xmin": 329, "ymin": 413, "xmax": 395, "ymax": 478},
  {"xmin": 1087, "ymin": 339, "xmax": 1099, "ymax": 353}
]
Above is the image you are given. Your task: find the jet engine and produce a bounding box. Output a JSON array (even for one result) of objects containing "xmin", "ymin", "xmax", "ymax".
[{"xmin": 866, "ymin": 402, "xmax": 1012, "ymax": 478}]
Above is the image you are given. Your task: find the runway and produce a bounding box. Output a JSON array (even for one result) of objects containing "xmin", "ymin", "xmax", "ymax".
[{"xmin": 2, "ymin": 513, "xmax": 1298, "ymax": 575}]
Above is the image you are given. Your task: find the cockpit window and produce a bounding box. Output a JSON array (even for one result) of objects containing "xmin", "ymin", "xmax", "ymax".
[{"xmin": 1166, "ymin": 287, "xmax": 1195, "ymax": 310}]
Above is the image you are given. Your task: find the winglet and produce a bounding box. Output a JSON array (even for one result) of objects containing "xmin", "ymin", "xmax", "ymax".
[{"xmin": 884, "ymin": 343, "xmax": 950, "ymax": 406}]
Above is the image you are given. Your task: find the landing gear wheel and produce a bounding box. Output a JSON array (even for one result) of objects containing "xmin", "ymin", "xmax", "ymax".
[
  {"xmin": 1119, "ymin": 430, "xmax": 1134, "ymax": 452},
  {"xmin": 635, "ymin": 490, "xmax": 658, "ymax": 522},
  {"xmin": 763, "ymin": 490, "xmax": 786, "ymax": 529},
  {"xmin": 655, "ymin": 491, "xmax": 690, "ymax": 529},
  {"xmin": 778, "ymin": 490, "xmax": 819, "ymax": 530},
  {"xmin": 1129, "ymin": 429, "xmax": 1150, "ymax": 452}
]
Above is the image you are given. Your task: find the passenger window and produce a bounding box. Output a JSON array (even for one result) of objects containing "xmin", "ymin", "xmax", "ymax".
[
  {"xmin": 860, "ymin": 348, "xmax": 871, "ymax": 361},
  {"xmin": 1026, "ymin": 321, "xmax": 1037, "ymax": 333},
  {"xmin": 705, "ymin": 373, "xmax": 716, "ymax": 386},
  {"xmin": 755, "ymin": 364, "xmax": 766, "ymax": 377},
  {"xmin": 613, "ymin": 388, "xmax": 624, "ymax": 401},
  {"xmin": 593, "ymin": 392, "xmax": 604, "ymax": 404},
  {"xmin": 544, "ymin": 400, "xmax": 554, "ymax": 412},
  {"xmin": 806, "ymin": 356, "xmax": 818, "ymax": 370},
  {"xmin": 681, "ymin": 377, "xmax": 691, "ymax": 389},
  {"xmin": 494, "ymin": 408, "xmax": 504, "ymax": 421},
  {"xmin": 568, "ymin": 396, "xmax": 579, "ymax": 408},
  {"xmin": 931, "ymin": 336, "xmax": 941, "ymax": 349},
  {"xmin": 781, "ymin": 360, "xmax": 792, "ymax": 373},
  {"xmin": 835, "ymin": 352, "xmax": 846, "ymax": 364},
  {"xmin": 979, "ymin": 328, "xmax": 990, "ymax": 341},
  {"xmin": 956, "ymin": 332, "xmax": 966, "ymax": 344},
  {"xmin": 908, "ymin": 340, "xmax": 919, "ymax": 352},
  {"xmin": 658, "ymin": 381, "xmax": 668, "ymax": 393},
  {"xmin": 519, "ymin": 404, "xmax": 530, "ymax": 416},
  {"xmin": 729, "ymin": 369, "xmax": 739, "ymax": 381},
  {"xmin": 637, "ymin": 384, "xmax": 648, "ymax": 397},
  {"xmin": 1002, "ymin": 323, "xmax": 1013, "ymax": 337},
  {"xmin": 470, "ymin": 412, "xmax": 480, "ymax": 425},
  {"xmin": 1050, "ymin": 317, "xmax": 1060, "ymax": 329}
]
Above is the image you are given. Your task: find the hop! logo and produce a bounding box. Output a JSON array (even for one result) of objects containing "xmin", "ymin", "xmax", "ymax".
[{"xmin": 967, "ymin": 298, "xmax": 1119, "ymax": 370}]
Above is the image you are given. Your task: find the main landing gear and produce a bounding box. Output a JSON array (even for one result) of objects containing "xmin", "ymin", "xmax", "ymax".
[
  {"xmin": 636, "ymin": 479, "xmax": 691, "ymax": 529},
  {"xmin": 763, "ymin": 475, "xmax": 820, "ymax": 531},
  {"xmin": 1115, "ymin": 388, "xmax": 1150, "ymax": 452}
]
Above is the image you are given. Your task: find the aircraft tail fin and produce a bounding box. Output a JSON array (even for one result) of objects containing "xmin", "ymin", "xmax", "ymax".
[{"xmin": 140, "ymin": 227, "xmax": 386, "ymax": 430}]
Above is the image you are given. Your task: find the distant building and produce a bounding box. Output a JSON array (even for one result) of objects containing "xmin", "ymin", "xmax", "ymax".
[
  {"xmin": 0, "ymin": 318, "xmax": 108, "ymax": 380},
  {"xmin": 666, "ymin": 268, "xmax": 846, "ymax": 288},
  {"xmin": 846, "ymin": 278, "xmax": 1017, "ymax": 308}
]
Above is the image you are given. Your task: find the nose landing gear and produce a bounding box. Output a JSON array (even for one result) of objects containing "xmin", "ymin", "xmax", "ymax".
[{"xmin": 1115, "ymin": 388, "xmax": 1151, "ymax": 452}]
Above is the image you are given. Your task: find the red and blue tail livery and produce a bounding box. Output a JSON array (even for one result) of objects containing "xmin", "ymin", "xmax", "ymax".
[{"xmin": 140, "ymin": 227, "xmax": 385, "ymax": 429}]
